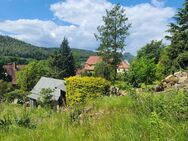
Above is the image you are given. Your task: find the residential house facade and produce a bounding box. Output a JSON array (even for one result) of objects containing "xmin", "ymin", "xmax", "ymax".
[{"xmin": 83, "ymin": 56, "xmax": 129, "ymax": 73}]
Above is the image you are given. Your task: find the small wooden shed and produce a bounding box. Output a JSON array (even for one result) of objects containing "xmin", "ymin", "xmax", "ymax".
[{"xmin": 28, "ymin": 77, "xmax": 66, "ymax": 108}]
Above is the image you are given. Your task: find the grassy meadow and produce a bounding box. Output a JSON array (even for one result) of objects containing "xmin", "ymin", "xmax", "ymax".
[{"xmin": 0, "ymin": 89, "xmax": 187, "ymax": 141}]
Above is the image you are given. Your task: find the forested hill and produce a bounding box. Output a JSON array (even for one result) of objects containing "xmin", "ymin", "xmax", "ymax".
[
  {"xmin": 0, "ymin": 35, "xmax": 53, "ymax": 60},
  {"xmin": 0, "ymin": 35, "xmax": 134, "ymax": 65},
  {"xmin": 0, "ymin": 35, "xmax": 95, "ymax": 66}
]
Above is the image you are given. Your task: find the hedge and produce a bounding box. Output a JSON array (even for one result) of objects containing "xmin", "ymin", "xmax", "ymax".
[{"xmin": 65, "ymin": 76, "xmax": 110, "ymax": 105}]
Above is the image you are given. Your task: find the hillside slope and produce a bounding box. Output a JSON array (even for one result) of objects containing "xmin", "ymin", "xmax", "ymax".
[
  {"xmin": 0, "ymin": 35, "xmax": 134, "ymax": 66},
  {"xmin": 0, "ymin": 35, "xmax": 95, "ymax": 66}
]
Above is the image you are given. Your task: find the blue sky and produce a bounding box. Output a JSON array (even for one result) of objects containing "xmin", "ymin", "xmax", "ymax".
[{"xmin": 0, "ymin": 0, "xmax": 185, "ymax": 54}]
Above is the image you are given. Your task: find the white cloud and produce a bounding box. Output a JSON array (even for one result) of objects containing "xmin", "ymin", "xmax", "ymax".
[
  {"xmin": 125, "ymin": 3, "xmax": 175, "ymax": 54},
  {"xmin": 0, "ymin": 0, "xmax": 175, "ymax": 55},
  {"xmin": 151, "ymin": 0, "xmax": 165, "ymax": 7}
]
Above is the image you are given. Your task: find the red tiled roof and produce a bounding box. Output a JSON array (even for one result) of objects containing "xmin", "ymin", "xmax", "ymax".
[
  {"xmin": 86, "ymin": 56, "xmax": 102, "ymax": 65},
  {"xmin": 118, "ymin": 60, "xmax": 129, "ymax": 69},
  {"xmin": 84, "ymin": 56, "xmax": 129, "ymax": 72}
]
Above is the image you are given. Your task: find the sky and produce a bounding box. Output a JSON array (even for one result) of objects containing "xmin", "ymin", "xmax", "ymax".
[{"xmin": 0, "ymin": 0, "xmax": 185, "ymax": 55}]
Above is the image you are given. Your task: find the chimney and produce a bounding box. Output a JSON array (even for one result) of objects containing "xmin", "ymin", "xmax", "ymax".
[{"xmin": 13, "ymin": 62, "xmax": 16, "ymax": 70}]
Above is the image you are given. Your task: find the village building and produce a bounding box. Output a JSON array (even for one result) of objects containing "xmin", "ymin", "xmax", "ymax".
[
  {"xmin": 83, "ymin": 56, "xmax": 129, "ymax": 73},
  {"xmin": 3, "ymin": 62, "xmax": 26, "ymax": 85},
  {"xmin": 28, "ymin": 77, "xmax": 66, "ymax": 108},
  {"xmin": 117, "ymin": 60, "xmax": 129, "ymax": 73}
]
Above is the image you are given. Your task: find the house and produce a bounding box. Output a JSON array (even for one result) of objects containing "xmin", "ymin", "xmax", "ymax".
[
  {"xmin": 117, "ymin": 60, "xmax": 129, "ymax": 73},
  {"xmin": 3, "ymin": 62, "xmax": 26, "ymax": 85},
  {"xmin": 28, "ymin": 77, "xmax": 66, "ymax": 108},
  {"xmin": 84, "ymin": 56, "xmax": 102, "ymax": 72},
  {"xmin": 83, "ymin": 56, "xmax": 129, "ymax": 73}
]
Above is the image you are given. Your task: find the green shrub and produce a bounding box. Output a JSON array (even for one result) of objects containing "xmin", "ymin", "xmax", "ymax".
[
  {"xmin": 0, "ymin": 80, "xmax": 14, "ymax": 101},
  {"xmin": 130, "ymin": 90, "xmax": 188, "ymax": 121},
  {"xmin": 126, "ymin": 57, "xmax": 157, "ymax": 87},
  {"xmin": 4, "ymin": 89, "xmax": 28, "ymax": 103},
  {"xmin": 38, "ymin": 88, "xmax": 53, "ymax": 108},
  {"xmin": 114, "ymin": 81, "xmax": 132, "ymax": 91},
  {"xmin": 65, "ymin": 76, "xmax": 110, "ymax": 105},
  {"xmin": 0, "ymin": 115, "xmax": 12, "ymax": 132},
  {"xmin": 15, "ymin": 112, "xmax": 36, "ymax": 129}
]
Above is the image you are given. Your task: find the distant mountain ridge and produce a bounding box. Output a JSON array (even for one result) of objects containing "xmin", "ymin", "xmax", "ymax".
[{"xmin": 123, "ymin": 52, "xmax": 135, "ymax": 62}]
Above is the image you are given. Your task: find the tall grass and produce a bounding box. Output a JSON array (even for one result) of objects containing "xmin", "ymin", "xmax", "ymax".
[{"xmin": 0, "ymin": 90, "xmax": 187, "ymax": 141}]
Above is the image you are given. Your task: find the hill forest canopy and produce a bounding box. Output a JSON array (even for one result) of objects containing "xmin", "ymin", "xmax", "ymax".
[{"xmin": 0, "ymin": 35, "xmax": 95, "ymax": 68}]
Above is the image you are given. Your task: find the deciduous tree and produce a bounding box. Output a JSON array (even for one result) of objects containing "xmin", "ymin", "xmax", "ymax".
[{"xmin": 95, "ymin": 4, "xmax": 131, "ymax": 81}]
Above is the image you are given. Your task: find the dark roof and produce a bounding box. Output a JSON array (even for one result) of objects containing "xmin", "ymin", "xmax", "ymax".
[{"xmin": 3, "ymin": 62, "xmax": 26, "ymax": 85}]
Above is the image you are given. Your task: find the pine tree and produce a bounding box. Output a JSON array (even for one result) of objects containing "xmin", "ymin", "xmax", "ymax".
[
  {"xmin": 49, "ymin": 38, "xmax": 76, "ymax": 79},
  {"xmin": 165, "ymin": 0, "xmax": 188, "ymax": 70},
  {"xmin": 95, "ymin": 4, "xmax": 131, "ymax": 81}
]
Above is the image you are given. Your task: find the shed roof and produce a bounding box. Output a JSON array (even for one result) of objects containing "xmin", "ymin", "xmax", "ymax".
[{"xmin": 29, "ymin": 77, "xmax": 66, "ymax": 101}]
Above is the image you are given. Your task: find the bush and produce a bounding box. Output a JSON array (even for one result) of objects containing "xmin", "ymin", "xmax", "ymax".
[
  {"xmin": 130, "ymin": 90, "xmax": 188, "ymax": 121},
  {"xmin": 0, "ymin": 80, "xmax": 14, "ymax": 101},
  {"xmin": 94, "ymin": 61, "xmax": 114, "ymax": 80},
  {"xmin": 175, "ymin": 51, "xmax": 188, "ymax": 70},
  {"xmin": 4, "ymin": 90, "xmax": 28, "ymax": 103},
  {"xmin": 126, "ymin": 57, "xmax": 157, "ymax": 87},
  {"xmin": 15, "ymin": 112, "xmax": 36, "ymax": 129},
  {"xmin": 38, "ymin": 88, "xmax": 54, "ymax": 108},
  {"xmin": 65, "ymin": 76, "xmax": 110, "ymax": 105}
]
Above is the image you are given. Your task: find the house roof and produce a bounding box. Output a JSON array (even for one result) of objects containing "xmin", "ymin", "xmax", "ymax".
[
  {"xmin": 3, "ymin": 62, "xmax": 26, "ymax": 85},
  {"xmin": 84, "ymin": 56, "xmax": 129, "ymax": 71},
  {"xmin": 29, "ymin": 77, "xmax": 66, "ymax": 101},
  {"xmin": 118, "ymin": 60, "xmax": 129, "ymax": 69},
  {"xmin": 86, "ymin": 56, "xmax": 102, "ymax": 65}
]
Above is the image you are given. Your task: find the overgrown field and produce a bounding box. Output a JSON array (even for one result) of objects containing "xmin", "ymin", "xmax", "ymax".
[{"xmin": 0, "ymin": 90, "xmax": 188, "ymax": 141}]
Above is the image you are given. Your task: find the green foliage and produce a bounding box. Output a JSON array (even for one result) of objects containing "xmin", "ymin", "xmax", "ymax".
[
  {"xmin": 49, "ymin": 38, "xmax": 76, "ymax": 79},
  {"xmin": 0, "ymin": 115, "xmax": 12, "ymax": 132},
  {"xmin": 156, "ymin": 49, "xmax": 171, "ymax": 79},
  {"xmin": 126, "ymin": 57, "xmax": 157, "ymax": 87},
  {"xmin": 4, "ymin": 89, "xmax": 27, "ymax": 103},
  {"xmin": 114, "ymin": 81, "xmax": 132, "ymax": 91},
  {"xmin": 15, "ymin": 112, "xmax": 36, "ymax": 129},
  {"xmin": 72, "ymin": 48, "xmax": 96, "ymax": 68},
  {"xmin": 163, "ymin": 0, "xmax": 188, "ymax": 72},
  {"xmin": 0, "ymin": 80, "xmax": 14, "ymax": 100},
  {"xmin": 95, "ymin": 4, "xmax": 131, "ymax": 80},
  {"xmin": 65, "ymin": 76, "xmax": 110, "ymax": 105},
  {"xmin": 130, "ymin": 90, "xmax": 188, "ymax": 121},
  {"xmin": 137, "ymin": 40, "xmax": 165, "ymax": 64},
  {"xmin": 175, "ymin": 51, "xmax": 188, "ymax": 69},
  {"xmin": 16, "ymin": 61, "xmax": 52, "ymax": 91},
  {"xmin": 94, "ymin": 61, "xmax": 113, "ymax": 80},
  {"xmin": 0, "ymin": 35, "xmax": 53, "ymax": 60},
  {"xmin": 38, "ymin": 88, "xmax": 53, "ymax": 108}
]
